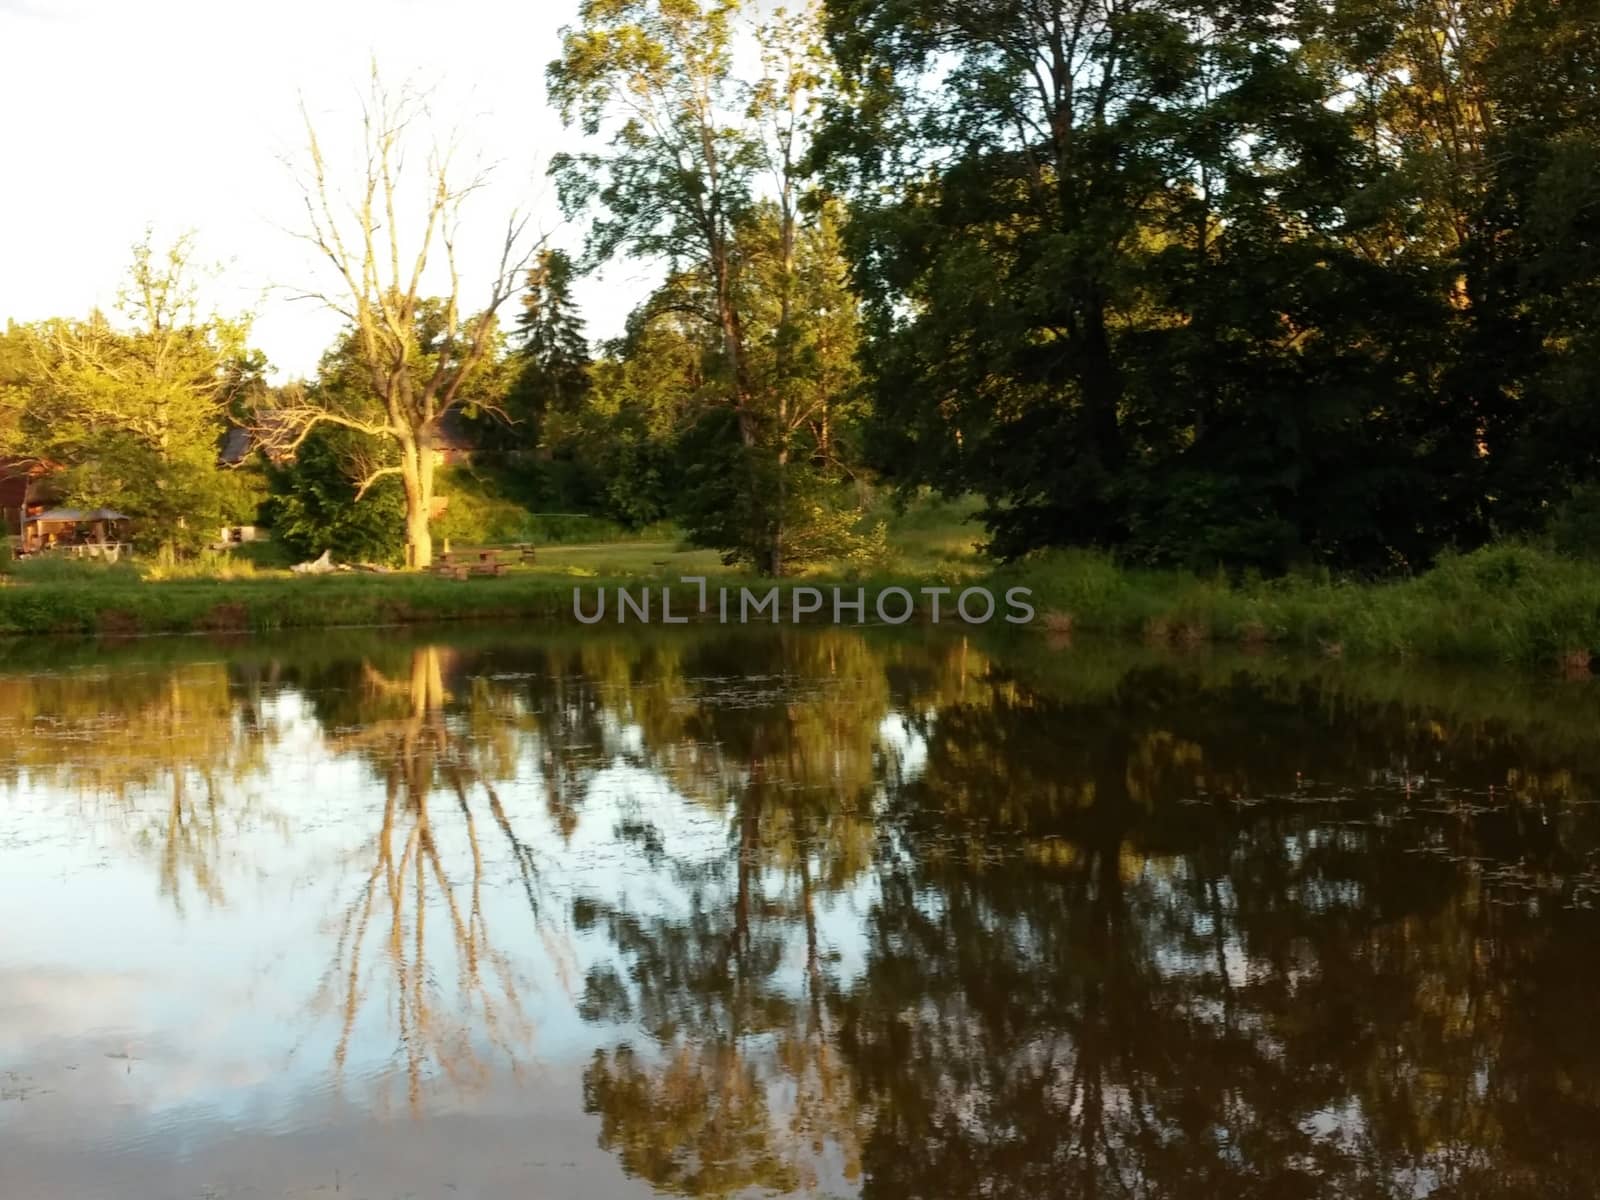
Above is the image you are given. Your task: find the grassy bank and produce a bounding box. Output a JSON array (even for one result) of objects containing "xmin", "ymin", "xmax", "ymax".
[
  {"xmin": 1004, "ymin": 542, "xmax": 1600, "ymax": 669},
  {"xmin": 2, "ymin": 528, "xmax": 1598, "ymax": 670}
]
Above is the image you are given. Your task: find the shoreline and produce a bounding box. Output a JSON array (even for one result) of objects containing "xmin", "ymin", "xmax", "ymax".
[{"xmin": 1, "ymin": 541, "xmax": 1596, "ymax": 672}]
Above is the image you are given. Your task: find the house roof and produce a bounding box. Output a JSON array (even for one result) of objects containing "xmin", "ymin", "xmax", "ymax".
[
  {"xmin": 29, "ymin": 508, "xmax": 129, "ymax": 523},
  {"xmin": 220, "ymin": 426, "xmax": 253, "ymax": 465},
  {"xmin": 0, "ymin": 457, "xmax": 56, "ymax": 509}
]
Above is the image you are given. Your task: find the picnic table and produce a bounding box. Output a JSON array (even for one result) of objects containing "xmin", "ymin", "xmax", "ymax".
[{"xmin": 430, "ymin": 544, "xmax": 535, "ymax": 580}]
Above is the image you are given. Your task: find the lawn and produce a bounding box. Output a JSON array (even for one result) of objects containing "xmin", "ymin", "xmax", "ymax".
[{"xmin": 526, "ymin": 540, "xmax": 727, "ymax": 577}]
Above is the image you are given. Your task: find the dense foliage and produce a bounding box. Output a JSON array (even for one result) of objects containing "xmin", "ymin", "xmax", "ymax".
[
  {"xmin": 264, "ymin": 425, "xmax": 407, "ymax": 566},
  {"xmin": 813, "ymin": 0, "xmax": 1600, "ymax": 571},
  {"xmin": 1, "ymin": 236, "xmax": 261, "ymax": 559},
  {"xmin": 547, "ymin": 0, "xmax": 880, "ymax": 570},
  {"xmin": 5, "ymin": 2, "xmax": 1596, "ymax": 577}
]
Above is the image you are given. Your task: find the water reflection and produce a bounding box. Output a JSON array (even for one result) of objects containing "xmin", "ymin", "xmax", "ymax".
[
  {"xmin": 3, "ymin": 628, "xmax": 1600, "ymax": 1198},
  {"xmin": 311, "ymin": 647, "xmax": 548, "ymax": 1116}
]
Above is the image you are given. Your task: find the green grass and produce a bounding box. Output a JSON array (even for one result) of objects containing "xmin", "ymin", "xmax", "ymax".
[
  {"xmin": 1002, "ymin": 542, "xmax": 1600, "ymax": 668},
  {"xmin": 0, "ymin": 569, "xmax": 588, "ymax": 636},
  {"xmin": 4, "ymin": 495, "xmax": 1600, "ymax": 671},
  {"xmin": 433, "ymin": 464, "xmax": 677, "ymax": 546},
  {"xmin": 872, "ymin": 492, "xmax": 988, "ymax": 573},
  {"xmin": 529, "ymin": 540, "xmax": 725, "ymax": 577}
]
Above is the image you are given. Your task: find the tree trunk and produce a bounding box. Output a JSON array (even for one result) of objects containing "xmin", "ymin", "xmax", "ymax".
[
  {"xmin": 705, "ymin": 236, "xmax": 755, "ymax": 444},
  {"xmin": 1080, "ymin": 295, "xmax": 1124, "ymax": 467},
  {"xmin": 767, "ymin": 189, "xmax": 798, "ymax": 579},
  {"xmin": 400, "ymin": 437, "xmax": 435, "ymax": 569},
  {"xmin": 771, "ymin": 442, "xmax": 787, "ymax": 577}
]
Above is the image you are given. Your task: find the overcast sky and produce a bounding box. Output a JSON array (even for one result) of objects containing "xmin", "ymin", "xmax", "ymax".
[{"xmin": 0, "ymin": 0, "xmax": 656, "ymax": 377}]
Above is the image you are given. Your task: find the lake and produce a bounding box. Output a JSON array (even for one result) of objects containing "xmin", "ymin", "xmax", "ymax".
[{"xmin": 3, "ymin": 625, "xmax": 1600, "ymax": 1199}]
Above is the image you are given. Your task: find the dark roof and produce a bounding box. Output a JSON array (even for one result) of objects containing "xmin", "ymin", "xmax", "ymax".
[
  {"xmin": 220, "ymin": 427, "xmax": 254, "ymax": 465},
  {"xmin": 434, "ymin": 408, "xmax": 487, "ymax": 452}
]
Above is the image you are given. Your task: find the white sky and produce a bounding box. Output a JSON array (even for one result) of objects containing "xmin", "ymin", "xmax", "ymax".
[{"xmin": 0, "ymin": 0, "xmax": 658, "ymax": 377}]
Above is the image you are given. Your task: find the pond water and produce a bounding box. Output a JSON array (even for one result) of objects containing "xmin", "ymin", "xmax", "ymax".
[{"xmin": 3, "ymin": 626, "xmax": 1600, "ymax": 1199}]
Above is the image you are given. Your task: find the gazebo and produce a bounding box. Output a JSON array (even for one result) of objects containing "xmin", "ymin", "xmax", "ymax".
[{"xmin": 22, "ymin": 508, "xmax": 131, "ymax": 558}]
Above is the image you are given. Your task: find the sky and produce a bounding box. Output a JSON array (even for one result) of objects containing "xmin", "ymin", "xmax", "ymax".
[{"xmin": 0, "ymin": 0, "xmax": 658, "ymax": 378}]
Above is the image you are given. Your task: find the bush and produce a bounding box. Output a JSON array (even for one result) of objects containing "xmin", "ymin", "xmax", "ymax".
[
  {"xmin": 1549, "ymin": 484, "xmax": 1600, "ymax": 561},
  {"xmin": 434, "ymin": 469, "xmax": 534, "ymax": 546},
  {"xmin": 264, "ymin": 429, "xmax": 407, "ymax": 566}
]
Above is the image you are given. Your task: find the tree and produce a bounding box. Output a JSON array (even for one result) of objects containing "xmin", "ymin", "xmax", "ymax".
[
  {"xmin": 565, "ymin": 306, "xmax": 704, "ymax": 527},
  {"xmin": 272, "ymin": 64, "xmax": 537, "ymax": 568},
  {"xmin": 548, "ymin": 0, "xmax": 771, "ymax": 564},
  {"xmin": 1308, "ymin": 0, "xmax": 1600, "ymax": 546},
  {"xmin": 0, "ymin": 324, "xmax": 30, "ymax": 454},
  {"xmin": 549, "ymin": 1, "xmax": 876, "ymax": 572},
  {"xmin": 15, "ymin": 233, "xmax": 259, "ymax": 559},
  {"xmin": 1457, "ymin": 0, "xmax": 1600, "ymax": 531},
  {"xmin": 548, "ymin": 0, "xmax": 758, "ymax": 438},
  {"xmin": 809, "ymin": 0, "xmax": 1600, "ymax": 572},
  {"xmin": 505, "ymin": 248, "xmax": 592, "ymax": 446}
]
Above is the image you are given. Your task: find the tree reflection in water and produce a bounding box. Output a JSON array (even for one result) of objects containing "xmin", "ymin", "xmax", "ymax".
[
  {"xmin": 6, "ymin": 630, "xmax": 1600, "ymax": 1195},
  {"xmin": 551, "ymin": 638, "xmax": 1600, "ymax": 1200},
  {"xmin": 0, "ymin": 661, "xmax": 281, "ymax": 912},
  {"xmin": 311, "ymin": 645, "xmax": 571, "ymax": 1116}
]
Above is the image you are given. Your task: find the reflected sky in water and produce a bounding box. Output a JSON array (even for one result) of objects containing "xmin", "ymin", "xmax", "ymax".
[{"xmin": 3, "ymin": 626, "xmax": 1600, "ymax": 1199}]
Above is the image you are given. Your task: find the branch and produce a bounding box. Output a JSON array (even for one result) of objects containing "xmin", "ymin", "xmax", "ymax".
[
  {"xmin": 353, "ymin": 463, "xmax": 404, "ymax": 500},
  {"xmin": 247, "ymin": 401, "xmax": 397, "ymax": 461}
]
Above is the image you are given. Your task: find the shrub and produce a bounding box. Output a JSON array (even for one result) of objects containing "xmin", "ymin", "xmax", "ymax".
[
  {"xmin": 264, "ymin": 429, "xmax": 407, "ymax": 566},
  {"xmin": 1549, "ymin": 484, "xmax": 1600, "ymax": 562}
]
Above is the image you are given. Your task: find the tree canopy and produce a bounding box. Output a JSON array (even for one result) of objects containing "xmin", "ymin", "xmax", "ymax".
[
  {"xmin": 3, "ymin": 233, "xmax": 260, "ymax": 558},
  {"xmin": 5, "ymin": 4, "xmax": 1598, "ymax": 575}
]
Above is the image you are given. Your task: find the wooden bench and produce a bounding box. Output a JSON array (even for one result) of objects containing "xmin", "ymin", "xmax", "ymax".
[{"xmin": 432, "ymin": 556, "xmax": 467, "ymax": 585}]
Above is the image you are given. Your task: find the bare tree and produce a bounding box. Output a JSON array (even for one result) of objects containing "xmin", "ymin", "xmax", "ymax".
[{"xmin": 275, "ymin": 64, "xmax": 539, "ymax": 568}]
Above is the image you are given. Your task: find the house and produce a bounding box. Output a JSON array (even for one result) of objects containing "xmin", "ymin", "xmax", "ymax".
[
  {"xmin": 432, "ymin": 409, "xmax": 484, "ymax": 467},
  {"xmin": 0, "ymin": 457, "xmax": 60, "ymax": 537},
  {"xmin": 213, "ymin": 523, "xmax": 268, "ymax": 550}
]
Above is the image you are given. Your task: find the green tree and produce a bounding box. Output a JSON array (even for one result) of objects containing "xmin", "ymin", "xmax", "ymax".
[
  {"xmin": 816, "ymin": 0, "xmax": 1481, "ymax": 571},
  {"xmin": 265, "ymin": 420, "xmax": 407, "ymax": 566},
  {"xmin": 549, "ymin": 0, "xmax": 875, "ymax": 572},
  {"xmin": 504, "ymin": 248, "xmax": 592, "ymax": 450},
  {"xmin": 15, "ymin": 233, "xmax": 260, "ymax": 559},
  {"xmin": 570, "ymin": 307, "xmax": 704, "ymax": 526},
  {"xmin": 1313, "ymin": 0, "xmax": 1600, "ymax": 546}
]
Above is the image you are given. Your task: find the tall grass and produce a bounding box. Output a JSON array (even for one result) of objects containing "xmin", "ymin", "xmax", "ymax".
[{"xmin": 1004, "ymin": 542, "xmax": 1600, "ymax": 667}]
